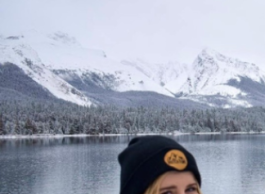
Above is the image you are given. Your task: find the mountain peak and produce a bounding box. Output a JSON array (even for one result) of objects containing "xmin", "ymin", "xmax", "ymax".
[
  {"xmin": 198, "ymin": 47, "xmax": 227, "ymax": 63},
  {"xmin": 201, "ymin": 47, "xmax": 220, "ymax": 56},
  {"xmin": 196, "ymin": 48, "xmax": 260, "ymax": 73}
]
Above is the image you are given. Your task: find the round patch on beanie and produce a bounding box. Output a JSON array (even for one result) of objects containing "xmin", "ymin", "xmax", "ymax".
[{"xmin": 164, "ymin": 149, "xmax": 188, "ymax": 170}]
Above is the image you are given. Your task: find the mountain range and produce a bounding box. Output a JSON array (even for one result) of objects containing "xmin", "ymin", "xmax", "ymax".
[{"xmin": 1, "ymin": 30, "xmax": 265, "ymax": 109}]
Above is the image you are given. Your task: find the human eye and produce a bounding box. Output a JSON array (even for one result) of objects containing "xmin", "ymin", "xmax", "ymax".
[{"xmin": 185, "ymin": 186, "xmax": 198, "ymax": 193}]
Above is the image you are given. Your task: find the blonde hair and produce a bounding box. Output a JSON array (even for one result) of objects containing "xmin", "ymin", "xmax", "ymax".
[{"xmin": 143, "ymin": 171, "xmax": 202, "ymax": 194}]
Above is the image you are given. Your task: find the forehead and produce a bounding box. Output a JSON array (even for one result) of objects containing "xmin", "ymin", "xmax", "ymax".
[{"xmin": 160, "ymin": 171, "xmax": 197, "ymax": 188}]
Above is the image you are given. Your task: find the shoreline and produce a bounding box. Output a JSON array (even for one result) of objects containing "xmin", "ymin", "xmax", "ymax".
[{"xmin": 0, "ymin": 131, "xmax": 264, "ymax": 139}]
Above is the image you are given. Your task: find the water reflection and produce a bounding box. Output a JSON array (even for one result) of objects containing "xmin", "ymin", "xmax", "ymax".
[
  {"xmin": 0, "ymin": 134, "xmax": 265, "ymax": 194},
  {"xmin": 0, "ymin": 135, "xmax": 134, "ymax": 148}
]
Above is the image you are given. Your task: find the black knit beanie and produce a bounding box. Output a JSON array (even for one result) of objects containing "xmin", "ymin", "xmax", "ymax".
[{"xmin": 118, "ymin": 135, "xmax": 201, "ymax": 194}]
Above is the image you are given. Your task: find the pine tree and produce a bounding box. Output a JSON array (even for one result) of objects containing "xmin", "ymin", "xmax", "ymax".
[
  {"xmin": 15, "ymin": 119, "xmax": 21, "ymax": 134},
  {"xmin": 0, "ymin": 113, "xmax": 4, "ymax": 135},
  {"xmin": 24, "ymin": 118, "xmax": 37, "ymax": 135},
  {"xmin": 24, "ymin": 118, "xmax": 34, "ymax": 135}
]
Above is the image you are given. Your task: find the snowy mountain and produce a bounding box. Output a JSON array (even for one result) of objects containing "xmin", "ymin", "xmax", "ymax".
[
  {"xmin": 1, "ymin": 31, "xmax": 265, "ymax": 108},
  {"xmin": 0, "ymin": 32, "xmax": 92, "ymax": 106},
  {"xmin": 121, "ymin": 48, "xmax": 265, "ymax": 108},
  {"xmin": 0, "ymin": 31, "xmax": 178, "ymax": 107},
  {"xmin": 176, "ymin": 48, "xmax": 265, "ymax": 107},
  {"xmin": 181, "ymin": 48, "xmax": 265, "ymax": 95}
]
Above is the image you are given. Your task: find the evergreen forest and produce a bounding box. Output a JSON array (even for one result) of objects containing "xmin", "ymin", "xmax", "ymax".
[{"xmin": 1, "ymin": 99, "xmax": 265, "ymax": 136}]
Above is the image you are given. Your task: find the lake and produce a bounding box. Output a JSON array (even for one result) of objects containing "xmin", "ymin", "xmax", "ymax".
[{"xmin": 0, "ymin": 134, "xmax": 265, "ymax": 194}]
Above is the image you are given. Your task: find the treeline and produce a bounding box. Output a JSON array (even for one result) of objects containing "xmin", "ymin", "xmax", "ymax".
[{"xmin": 0, "ymin": 100, "xmax": 265, "ymax": 135}]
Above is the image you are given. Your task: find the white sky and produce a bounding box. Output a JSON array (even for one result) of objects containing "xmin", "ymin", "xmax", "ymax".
[{"xmin": 1, "ymin": 0, "xmax": 265, "ymax": 67}]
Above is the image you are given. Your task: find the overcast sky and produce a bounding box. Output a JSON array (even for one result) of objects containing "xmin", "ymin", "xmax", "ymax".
[{"xmin": 1, "ymin": 0, "xmax": 265, "ymax": 66}]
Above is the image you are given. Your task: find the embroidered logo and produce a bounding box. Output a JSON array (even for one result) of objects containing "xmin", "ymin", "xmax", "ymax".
[{"xmin": 164, "ymin": 150, "xmax": 188, "ymax": 170}]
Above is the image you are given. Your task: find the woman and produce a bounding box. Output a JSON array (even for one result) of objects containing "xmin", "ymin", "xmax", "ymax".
[{"xmin": 118, "ymin": 135, "xmax": 202, "ymax": 194}]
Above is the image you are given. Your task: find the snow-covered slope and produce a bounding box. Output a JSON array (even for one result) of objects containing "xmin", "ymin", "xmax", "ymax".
[
  {"xmin": 124, "ymin": 48, "xmax": 265, "ymax": 98},
  {"xmin": 121, "ymin": 59, "xmax": 190, "ymax": 94},
  {"xmin": 123, "ymin": 48, "xmax": 265, "ymax": 108},
  {"xmin": 0, "ymin": 32, "xmax": 93, "ymax": 106},
  {"xmin": 0, "ymin": 31, "xmax": 174, "ymax": 106}
]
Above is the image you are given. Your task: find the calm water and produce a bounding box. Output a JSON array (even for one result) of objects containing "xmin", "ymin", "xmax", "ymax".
[{"xmin": 0, "ymin": 134, "xmax": 265, "ymax": 194}]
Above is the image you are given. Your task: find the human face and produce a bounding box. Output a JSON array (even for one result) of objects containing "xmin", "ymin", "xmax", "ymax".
[{"xmin": 159, "ymin": 171, "xmax": 199, "ymax": 194}]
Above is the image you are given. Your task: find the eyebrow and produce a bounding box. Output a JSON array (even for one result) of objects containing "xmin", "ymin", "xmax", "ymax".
[
  {"xmin": 159, "ymin": 186, "xmax": 177, "ymax": 191},
  {"xmin": 187, "ymin": 183, "xmax": 198, "ymax": 187}
]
